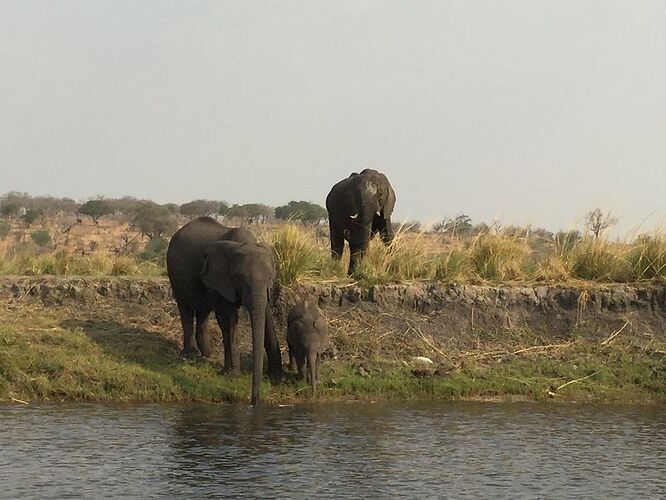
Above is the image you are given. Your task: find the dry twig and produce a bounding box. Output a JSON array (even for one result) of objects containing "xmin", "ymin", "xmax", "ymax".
[
  {"xmin": 555, "ymin": 371, "xmax": 600, "ymax": 391},
  {"xmin": 601, "ymin": 319, "xmax": 629, "ymax": 346}
]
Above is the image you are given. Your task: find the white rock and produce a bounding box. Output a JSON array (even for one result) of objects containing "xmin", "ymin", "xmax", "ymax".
[{"xmin": 411, "ymin": 356, "xmax": 434, "ymax": 365}]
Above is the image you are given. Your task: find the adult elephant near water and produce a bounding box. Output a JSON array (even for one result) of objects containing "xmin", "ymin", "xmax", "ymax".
[
  {"xmin": 326, "ymin": 168, "xmax": 396, "ymax": 275},
  {"xmin": 166, "ymin": 217, "xmax": 282, "ymax": 405}
]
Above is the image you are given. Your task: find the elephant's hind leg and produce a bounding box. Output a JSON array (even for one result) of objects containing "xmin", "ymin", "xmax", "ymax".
[
  {"xmin": 195, "ymin": 309, "xmax": 213, "ymax": 358},
  {"xmin": 348, "ymin": 241, "xmax": 368, "ymax": 276},
  {"xmin": 178, "ymin": 304, "xmax": 198, "ymax": 357}
]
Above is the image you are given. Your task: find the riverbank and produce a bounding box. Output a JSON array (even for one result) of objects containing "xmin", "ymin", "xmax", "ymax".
[{"xmin": 1, "ymin": 277, "xmax": 664, "ymax": 404}]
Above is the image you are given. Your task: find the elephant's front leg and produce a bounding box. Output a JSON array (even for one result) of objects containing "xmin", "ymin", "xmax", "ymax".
[
  {"xmin": 216, "ymin": 303, "xmax": 240, "ymax": 375},
  {"xmin": 264, "ymin": 305, "xmax": 283, "ymax": 382},
  {"xmin": 329, "ymin": 225, "xmax": 345, "ymax": 260},
  {"xmin": 348, "ymin": 240, "xmax": 369, "ymax": 276}
]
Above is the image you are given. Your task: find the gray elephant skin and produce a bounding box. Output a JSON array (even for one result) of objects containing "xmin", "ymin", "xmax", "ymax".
[
  {"xmin": 287, "ymin": 301, "xmax": 329, "ymax": 394},
  {"xmin": 166, "ymin": 217, "xmax": 282, "ymax": 405},
  {"xmin": 326, "ymin": 168, "xmax": 396, "ymax": 274}
]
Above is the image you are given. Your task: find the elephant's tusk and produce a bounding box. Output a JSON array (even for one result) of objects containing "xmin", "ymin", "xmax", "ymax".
[{"xmin": 350, "ymin": 213, "xmax": 359, "ymax": 219}]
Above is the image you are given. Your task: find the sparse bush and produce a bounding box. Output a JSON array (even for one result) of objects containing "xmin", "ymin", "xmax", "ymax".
[
  {"xmin": 0, "ymin": 222, "xmax": 10, "ymax": 240},
  {"xmin": 30, "ymin": 230, "xmax": 51, "ymax": 247},
  {"xmin": 0, "ymin": 203, "xmax": 19, "ymax": 218},
  {"xmin": 110, "ymin": 256, "xmax": 139, "ymax": 276},
  {"xmin": 137, "ymin": 237, "xmax": 169, "ymax": 265}
]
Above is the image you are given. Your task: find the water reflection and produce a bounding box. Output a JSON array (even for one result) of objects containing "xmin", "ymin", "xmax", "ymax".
[{"xmin": 0, "ymin": 402, "xmax": 664, "ymax": 498}]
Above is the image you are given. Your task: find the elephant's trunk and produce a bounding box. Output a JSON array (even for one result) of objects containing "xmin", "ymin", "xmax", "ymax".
[{"xmin": 248, "ymin": 288, "xmax": 268, "ymax": 406}]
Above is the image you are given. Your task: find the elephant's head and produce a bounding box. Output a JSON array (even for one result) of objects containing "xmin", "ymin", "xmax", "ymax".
[{"xmin": 201, "ymin": 240, "xmax": 278, "ymax": 405}]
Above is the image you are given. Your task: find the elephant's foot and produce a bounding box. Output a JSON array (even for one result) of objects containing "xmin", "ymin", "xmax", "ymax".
[
  {"xmin": 179, "ymin": 347, "xmax": 201, "ymax": 360},
  {"xmin": 198, "ymin": 345, "xmax": 214, "ymax": 358},
  {"xmin": 268, "ymin": 366, "xmax": 285, "ymax": 384},
  {"xmin": 224, "ymin": 366, "xmax": 241, "ymax": 377}
]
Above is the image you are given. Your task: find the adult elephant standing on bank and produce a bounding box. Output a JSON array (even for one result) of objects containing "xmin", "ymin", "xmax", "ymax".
[
  {"xmin": 166, "ymin": 217, "xmax": 282, "ymax": 405},
  {"xmin": 326, "ymin": 168, "xmax": 396, "ymax": 275}
]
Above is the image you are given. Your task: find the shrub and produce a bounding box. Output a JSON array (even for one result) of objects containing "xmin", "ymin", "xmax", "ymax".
[
  {"xmin": 0, "ymin": 222, "xmax": 10, "ymax": 240},
  {"xmin": 30, "ymin": 230, "xmax": 51, "ymax": 247},
  {"xmin": 110, "ymin": 256, "xmax": 139, "ymax": 276}
]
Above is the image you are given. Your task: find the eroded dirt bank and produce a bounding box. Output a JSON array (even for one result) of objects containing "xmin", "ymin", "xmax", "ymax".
[
  {"xmin": 1, "ymin": 277, "xmax": 664, "ymax": 404},
  {"xmin": 3, "ymin": 277, "xmax": 665, "ymax": 341}
]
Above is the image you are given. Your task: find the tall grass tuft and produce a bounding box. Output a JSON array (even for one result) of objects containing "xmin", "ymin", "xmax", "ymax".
[
  {"xmin": 353, "ymin": 228, "xmax": 436, "ymax": 285},
  {"xmin": 533, "ymin": 255, "xmax": 572, "ymax": 282},
  {"xmin": 627, "ymin": 234, "xmax": 666, "ymax": 280},
  {"xmin": 270, "ymin": 224, "xmax": 321, "ymax": 286},
  {"xmin": 434, "ymin": 249, "xmax": 471, "ymax": 282},
  {"xmin": 568, "ymin": 238, "xmax": 628, "ymax": 281},
  {"xmin": 469, "ymin": 234, "xmax": 529, "ymax": 281}
]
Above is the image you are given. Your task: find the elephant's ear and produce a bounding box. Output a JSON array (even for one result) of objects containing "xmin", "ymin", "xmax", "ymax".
[
  {"xmin": 201, "ymin": 244, "xmax": 237, "ymax": 303},
  {"xmin": 383, "ymin": 184, "xmax": 396, "ymax": 219}
]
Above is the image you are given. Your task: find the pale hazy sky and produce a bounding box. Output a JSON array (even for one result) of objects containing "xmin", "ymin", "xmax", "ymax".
[{"xmin": 1, "ymin": 1, "xmax": 665, "ymax": 233}]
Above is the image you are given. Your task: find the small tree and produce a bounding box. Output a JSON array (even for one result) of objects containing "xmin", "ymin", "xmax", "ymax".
[
  {"xmin": 179, "ymin": 199, "xmax": 220, "ymax": 218},
  {"xmin": 584, "ymin": 209, "xmax": 618, "ymax": 239},
  {"xmin": 227, "ymin": 203, "xmax": 273, "ymax": 224},
  {"xmin": 131, "ymin": 202, "xmax": 177, "ymax": 240},
  {"xmin": 31, "ymin": 229, "xmax": 51, "ymax": 247},
  {"xmin": 162, "ymin": 203, "xmax": 180, "ymax": 214},
  {"xmin": 78, "ymin": 199, "xmax": 113, "ymax": 224},
  {"xmin": 218, "ymin": 201, "xmax": 230, "ymax": 216},
  {"xmin": 274, "ymin": 201, "xmax": 327, "ymax": 224}
]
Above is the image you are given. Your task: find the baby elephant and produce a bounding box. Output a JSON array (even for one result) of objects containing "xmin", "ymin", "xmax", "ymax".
[{"xmin": 287, "ymin": 301, "xmax": 329, "ymax": 393}]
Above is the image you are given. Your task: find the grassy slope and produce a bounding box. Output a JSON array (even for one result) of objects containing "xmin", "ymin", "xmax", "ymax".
[{"xmin": 1, "ymin": 302, "xmax": 664, "ymax": 405}]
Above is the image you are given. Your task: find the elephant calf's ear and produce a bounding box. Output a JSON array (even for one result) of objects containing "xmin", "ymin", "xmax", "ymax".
[{"xmin": 201, "ymin": 252, "xmax": 238, "ymax": 303}]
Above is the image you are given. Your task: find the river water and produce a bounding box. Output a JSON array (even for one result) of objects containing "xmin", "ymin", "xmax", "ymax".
[{"xmin": 1, "ymin": 401, "xmax": 664, "ymax": 499}]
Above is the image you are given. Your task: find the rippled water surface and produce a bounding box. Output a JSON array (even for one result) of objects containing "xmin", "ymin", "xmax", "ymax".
[{"xmin": 1, "ymin": 401, "xmax": 665, "ymax": 498}]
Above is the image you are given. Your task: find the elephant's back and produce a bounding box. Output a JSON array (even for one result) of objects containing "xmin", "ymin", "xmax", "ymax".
[{"xmin": 167, "ymin": 217, "xmax": 230, "ymax": 306}]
